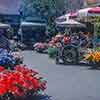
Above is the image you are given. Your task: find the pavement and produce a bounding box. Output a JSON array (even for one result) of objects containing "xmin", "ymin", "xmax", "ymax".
[{"xmin": 23, "ymin": 51, "xmax": 100, "ymax": 100}]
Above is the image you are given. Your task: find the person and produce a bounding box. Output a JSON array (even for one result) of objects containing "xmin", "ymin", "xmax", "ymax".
[
  {"xmin": 0, "ymin": 29, "xmax": 10, "ymax": 51},
  {"xmin": 71, "ymin": 33, "xmax": 80, "ymax": 46},
  {"xmin": 62, "ymin": 33, "xmax": 71, "ymax": 45},
  {"xmin": 79, "ymin": 32, "xmax": 89, "ymax": 48}
]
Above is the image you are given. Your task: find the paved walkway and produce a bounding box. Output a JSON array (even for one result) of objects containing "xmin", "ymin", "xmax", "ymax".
[{"xmin": 23, "ymin": 51, "xmax": 100, "ymax": 100}]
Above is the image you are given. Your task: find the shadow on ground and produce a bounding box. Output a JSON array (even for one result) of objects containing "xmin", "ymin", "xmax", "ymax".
[
  {"xmin": 58, "ymin": 62, "xmax": 100, "ymax": 69},
  {"xmin": 25, "ymin": 95, "xmax": 52, "ymax": 100}
]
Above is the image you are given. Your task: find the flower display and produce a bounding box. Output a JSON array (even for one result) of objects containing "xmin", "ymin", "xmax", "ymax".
[
  {"xmin": 0, "ymin": 48, "xmax": 47, "ymax": 99},
  {"xmin": 10, "ymin": 51, "xmax": 23, "ymax": 64},
  {"xmin": 34, "ymin": 42, "xmax": 48, "ymax": 53},
  {"xmin": 84, "ymin": 50, "xmax": 100, "ymax": 64},
  {"xmin": 0, "ymin": 49, "xmax": 16, "ymax": 69},
  {"xmin": 0, "ymin": 48, "xmax": 24, "ymax": 69},
  {"xmin": 0, "ymin": 65, "xmax": 47, "ymax": 99}
]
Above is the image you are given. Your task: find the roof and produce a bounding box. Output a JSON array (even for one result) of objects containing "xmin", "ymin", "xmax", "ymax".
[
  {"xmin": 0, "ymin": 0, "xmax": 21, "ymax": 15},
  {"xmin": 0, "ymin": 23, "xmax": 10, "ymax": 28},
  {"xmin": 21, "ymin": 22, "xmax": 46, "ymax": 27}
]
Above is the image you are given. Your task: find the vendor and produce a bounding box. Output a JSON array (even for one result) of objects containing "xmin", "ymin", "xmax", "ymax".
[
  {"xmin": 79, "ymin": 32, "xmax": 89, "ymax": 48},
  {"xmin": 71, "ymin": 33, "xmax": 80, "ymax": 46},
  {"xmin": 0, "ymin": 29, "xmax": 10, "ymax": 51},
  {"xmin": 63, "ymin": 33, "xmax": 71, "ymax": 45}
]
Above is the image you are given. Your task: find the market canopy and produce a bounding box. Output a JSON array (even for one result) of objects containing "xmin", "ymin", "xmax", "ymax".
[
  {"xmin": 56, "ymin": 19, "xmax": 86, "ymax": 27},
  {"xmin": 78, "ymin": 7, "xmax": 100, "ymax": 18}
]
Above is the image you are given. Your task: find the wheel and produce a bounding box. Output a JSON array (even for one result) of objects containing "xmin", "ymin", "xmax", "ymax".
[{"xmin": 62, "ymin": 45, "xmax": 79, "ymax": 64}]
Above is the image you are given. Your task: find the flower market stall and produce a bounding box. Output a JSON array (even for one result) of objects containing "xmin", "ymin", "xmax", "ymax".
[
  {"xmin": 77, "ymin": 7, "xmax": 100, "ymax": 37},
  {"xmin": 53, "ymin": 7, "xmax": 100, "ymax": 66},
  {"xmin": 0, "ymin": 49, "xmax": 47, "ymax": 100},
  {"xmin": 77, "ymin": 7, "xmax": 100, "ymax": 66},
  {"xmin": 0, "ymin": 22, "xmax": 47, "ymax": 99}
]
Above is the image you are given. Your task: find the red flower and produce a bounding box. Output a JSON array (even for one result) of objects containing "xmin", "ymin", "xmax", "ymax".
[
  {"xmin": 0, "ymin": 65, "xmax": 47, "ymax": 97},
  {"xmin": 31, "ymin": 78, "xmax": 39, "ymax": 91},
  {"xmin": 0, "ymin": 88, "xmax": 7, "ymax": 95},
  {"xmin": 10, "ymin": 85, "xmax": 24, "ymax": 96},
  {"xmin": 0, "ymin": 66, "xmax": 5, "ymax": 72}
]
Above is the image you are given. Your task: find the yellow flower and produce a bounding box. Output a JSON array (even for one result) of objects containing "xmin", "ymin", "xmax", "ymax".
[{"xmin": 84, "ymin": 51, "xmax": 100, "ymax": 63}]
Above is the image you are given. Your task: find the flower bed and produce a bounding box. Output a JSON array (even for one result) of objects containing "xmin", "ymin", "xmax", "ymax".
[{"xmin": 0, "ymin": 65, "xmax": 47, "ymax": 100}]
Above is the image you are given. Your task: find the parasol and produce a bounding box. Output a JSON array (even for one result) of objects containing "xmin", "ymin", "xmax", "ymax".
[
  {"xmin": 56, "ymin": 19, "xmax": 86, "ymax": 27},
  {"xmin": 78, "ymin": 7, "xmax": 100, "ymax": 48},
  {"xmin": 56, "ymin": 12, "xmax": 77, "ymax": 23},
  {"xmin": 78, "ymin": 7, "xmax": 100, "ymax": 18}
]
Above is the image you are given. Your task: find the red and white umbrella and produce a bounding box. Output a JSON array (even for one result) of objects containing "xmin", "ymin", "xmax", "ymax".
[
  {"xmin": 56, "ymin": 12, "xmax": 77, "ymax": 23},
  {"xmin": 78, "ymin": 7, "xmax": 100, "ymax": 18},
  {"xmin": 69, "ymin": 12, "xmax": 77, "ymax": 18},
  {"xmin": 56, "ymin": 19, "xmax": 86, "ymax": 27}
]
